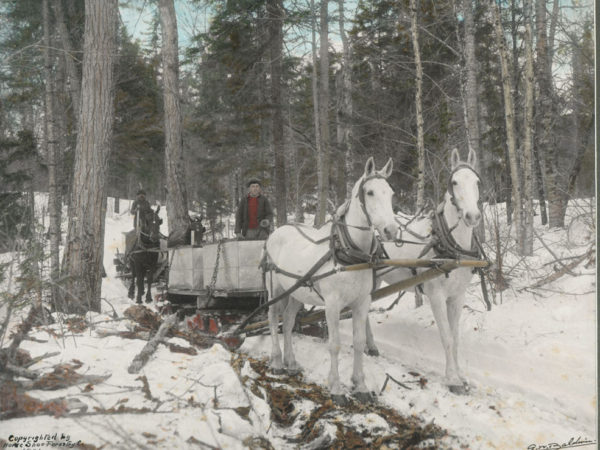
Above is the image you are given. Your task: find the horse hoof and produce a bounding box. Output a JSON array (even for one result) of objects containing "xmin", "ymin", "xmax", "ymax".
[
  {"xmin": 353, "ymin": 391, "xmax": 376, "ymax": 404},
  {"xmin": 331, "ymin": 394, "xmax": 350, "ymax": 407},
  {"xmin": 448, "ymin": 382, "xmax": 470, "ymax": 395},
  {"xmin": 366, "ymin": 348, "xmax": 379, "ymax": 357},
  {"xmin": 136, "ymin": 299, "xmax": 142, "ymax": 305},
  {"xmin": 270, "ymin": 367, "xmax": 285, "ymax": 375},
  {"xmin": 128, "ymin": 292, "xmax": 134, "ymax": 299},
  {"xmin": 145, "ymin": 298, "xmax": 152, "ymax": 304}
]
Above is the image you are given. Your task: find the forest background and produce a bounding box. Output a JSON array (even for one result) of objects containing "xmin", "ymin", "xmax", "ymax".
[{"xmin": 0, "ymin": 0, "xmax": 595, "ymax": 313}]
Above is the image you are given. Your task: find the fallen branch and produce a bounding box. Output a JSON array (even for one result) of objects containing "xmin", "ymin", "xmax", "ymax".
[
  {"xmin": 3, "ymin": 363, "xmax": 40, "ymax": 380},
  {"xmin": 527, "ymin": 248, "xmax": 593, "ymax": 290},
  {"xmin": 23, "ymin": 351, "xmax": 60, "ymax": 368},
  {"xmin": 128, "ymin": 313, "xmax": 178, "ymax": 374},
  {"xmin": 532, "ymin": 228, "xmax": 575, "ymax": 275},
  {"xmin": 380, "ymin": 373, "xmax": 412, "ymax": 394}
]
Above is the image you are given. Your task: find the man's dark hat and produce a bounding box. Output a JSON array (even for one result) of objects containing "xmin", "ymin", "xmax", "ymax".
[
  {"xmin": 247, "ymin": 178, "xmax": 261, "ymax": 187},
  {"xmin": 137, "ymin": 189, "xmax": 146, "ymax": 195}
]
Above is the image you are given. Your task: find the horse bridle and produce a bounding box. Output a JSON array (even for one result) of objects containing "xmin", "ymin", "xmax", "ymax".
[
  {"xmin": 447, "ymin": 164, "xmax": 482, "ymax": 222},
  {"xmin": 332, "ymin": 173, "xmax": 391, "ymax": 261},
  {"xmin": 356, "ymin": 173, "xmax": 390, "ymax": 229}
]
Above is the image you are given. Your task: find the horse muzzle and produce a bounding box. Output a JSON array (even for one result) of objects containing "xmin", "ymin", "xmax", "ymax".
[
  {"xmin": 381, "ymin": 223, "xmax": 400, "ymax": 241},
  {"xmin": 463, "ymin": 211, "xmax": 481, "ymax": 227}
]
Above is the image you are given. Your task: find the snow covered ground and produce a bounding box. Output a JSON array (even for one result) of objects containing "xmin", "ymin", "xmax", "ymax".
[{"xmin": 0, "ymin": 197, "xmax": 596, "ymax": 449}]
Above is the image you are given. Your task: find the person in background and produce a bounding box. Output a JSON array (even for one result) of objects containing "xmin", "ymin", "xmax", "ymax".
[
  {"xmin": 131, "ymin": 189, "xmax": 151, "ymax": 229},
  {"xmin": 235, "ymin": 179, "xmax": 273, "ymax": 240}
]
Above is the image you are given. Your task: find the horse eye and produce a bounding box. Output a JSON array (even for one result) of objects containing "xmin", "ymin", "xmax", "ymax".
[
  {"xmin": 452, "ymin": 180, "xmax": 458, "ymax": 186},
  {"xmin": 367, "ymin": 190, "xmax": 374, "ymax": 196}
]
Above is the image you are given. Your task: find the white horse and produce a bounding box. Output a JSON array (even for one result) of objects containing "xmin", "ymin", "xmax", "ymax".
[
  {"xmin": 265, "ymin": 157, "xmax": 399, "ymax": 403},
  {"xmin": 366, "ymin": 148, "xmax": 482, "ymax": 394}
]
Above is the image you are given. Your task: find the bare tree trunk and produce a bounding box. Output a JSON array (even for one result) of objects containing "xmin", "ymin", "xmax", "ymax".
[
  {"xmin": 548, "ymin": 0, "xmax": 560, "ymax": 68},
  {"xmin": 61, "ymin": 0, "xmax": 117, "ymax": 313},
  {"xmin": 52, "ymin": 0, "xmax": 80, "ymax": 121},
  {"xmin": 338, "ymin": 0, "xmax": 353, "ymax": 199},
  {"xmin": 566, "ymin": 46, "xmax": 591, "ymax": 200},
  {"xmin": 410, "ymin": 0, "xmax": 425, "ymax": 210},
  {"xmin": 460, "ymin": 0, "xmax": 485, "ymax": 243},
  {"xmin": 315, "ymin": 0, "xmax": 330, "ymax": 226},
  {"xmin": 310, "ymin": 0, "xmax": 322, "ymax": 221},
  {"xmin": 521, "ymin": 0, "xmax": 535, "ymax": 256},
  {"xmin": 43, "ymin": 0, "xmax": 61, "ymax": 305},
  {"xmin": 267, "ymin": 0, "xmax": 287, "ymax": 226},
  {"xmin": 462, "ymin": 0, "xmax": 481, "ymax": 160},
  {"xmin": 535, "ymin": 0, "xmax": 561, "ymax": 227},
  {"xmin": 159, "ymin": 0, "xmax": 189, "ymax": 235},
  {"xmin": 490, "ymin": 0, "xmax": 523, "ymax": 249}
]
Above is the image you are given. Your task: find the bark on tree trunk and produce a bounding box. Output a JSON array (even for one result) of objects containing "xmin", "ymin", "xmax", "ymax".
[
  {"xmin": 338, "ymin": 0, "xmax": 353, "ymax": 199},
  {"xmin": 316, "ymin": 0, "xmax": 330, "ymax": 227},
  {"xmin": 490, "ymin": 0, "xmax": 524, "ymax": 248},
  {"xmin": 267, "ymin": 0, "xmax": 287, "ymax": 226},
  {"xmin": 521, "ymin": 0, "xmax": 535, "ymax": 256},
  {"xmin": 43, "ymin": 0, "xmax": 61, "ymax": 305},
  {"xmin": 536, "ymin": 0, "xmax": 562, "ymax": 227},
  {"xmin": 159, "ymin": 0, "xmax": 189, "ymax": 235},
  {"xmin": 61, "ymin": 0, "xmax": 118, "ymax": 313},
  {"xmin": 410, "ymin": 0, "xmax": 426, "ymax": 211},
  {"xmin": 52, "ymin": 0, "xmax": 81, "ymax": 121},
  {"xmin": 310, "ymin": 0, "xmax": 322, "ymax": 220}
]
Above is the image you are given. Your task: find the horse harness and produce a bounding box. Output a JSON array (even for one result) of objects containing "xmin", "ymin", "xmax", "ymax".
[
  {"xmin": 392, "ymin": 164, "xmax": 492, "ymax": 309},
  {"xmin": 261, "ymin": 174, "xmax": 387, "ymax": 304}
]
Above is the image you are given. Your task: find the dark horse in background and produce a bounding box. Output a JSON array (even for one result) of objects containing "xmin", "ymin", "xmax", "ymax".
[{"xmin": 128, "ymin": 206, "xmax": 162, "ymax": 304}]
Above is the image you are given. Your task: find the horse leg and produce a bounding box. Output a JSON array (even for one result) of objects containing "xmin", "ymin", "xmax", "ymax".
[
  {"xmin": 128, "ymin": 274, "xmax": 135, "ymax": 299},
  {"xmin": 324, "ymin": 301, "xmax": 345, "ymax": 403},
  {"xmin": 282, "ymin": 298, "xmax": 302, "ymax": 374},
  {"xmin": 351, "ymin": 298, "xmax": 373, "ymax": 402},
  {"xmin": 145, "ymin": 263, "xmax": 154, "ymax": 303},
  {"xmin": 428, "ymin": 288, "xmax": 463, "ymax": 390},
  {"xmin": 268, "ymin": 285, "xmax": 286, "ymax": 374},
  {"xmin": 447, "ymin": 295, "xmax": 469, "ymax": 393},
  {"xmin": 128, "ymin": 259, "xmax": 135, "ymax": 299},
  {"xmin": 365, "ymin": 317, "xmax": 379, "ymax": 356},
  {"xmin": 136, "ymin": 269, "xmax": 144, "ymax": 304}
]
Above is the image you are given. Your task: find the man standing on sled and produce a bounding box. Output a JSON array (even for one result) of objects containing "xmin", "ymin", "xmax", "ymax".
[{"xmin": 235, "ymin": 179, "xmax": 273, "ymax": 240}]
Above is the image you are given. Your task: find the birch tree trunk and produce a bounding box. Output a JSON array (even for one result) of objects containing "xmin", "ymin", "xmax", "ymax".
[
  {"xmin": 61, "ymin": 0, "xmax": 117, "ymax": 313},
  {"xmin": 43, "ymin": 0, "xmax": 61, "ymax": 304},
  {"xmin": 490, "ymin": 0, "xmax": 523, "ymax": 249},
  {"xmin": 159, "ymin": 0, "xmax": 189, "ymax": 234},
  {"xmin": 267, "ymin": 0, "xmax": 287, "ymax": 226},
  {"xmin": 410, "ymin": 0, "xmax": 425, "ymax": 210},
  {"xmin": 338, "ymin": 0, "xmax": 354, "ymax": 198},
  {"xmin": 316, "ymin": 0, "xmax": 330, "ymax": 226},
  {"xmin": 52, "ymin": 0, "xmax": 80, "ymax": 121},
  {"xmin": 536, "ymin": 0, "xmax": 562, "ymax": 227},
  {"xmin": 462, "ymin": 0, "xmax": 481, "ymax": 159},
  {"xmin": 521, "ymin": 0, "xmax": 535, "ymax": 256}
]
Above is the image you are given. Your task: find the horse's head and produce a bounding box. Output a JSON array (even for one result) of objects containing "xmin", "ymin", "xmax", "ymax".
[
  {"xmin": 140, "ymin": 206, "xmax": 162, "ymax": 243},
  {"xmin": 354, "ymin": 157, "xmax": 399, "ymax": 241},
  {"xmin": 448, "ymin": 148, "xmax": 481, "ymax": 228}
]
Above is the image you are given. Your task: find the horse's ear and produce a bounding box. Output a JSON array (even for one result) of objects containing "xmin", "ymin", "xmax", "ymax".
[
  {"xmin": 379, "ymin": 158, "xmax": 393, "ymax": 178},
  {"xmin": 450, "ymin": 148, "xmax": 460, "ymax": 169},
  {"xmin": 156, "ymin": 205, "xmax": 160, "ymax": 214},
  {"xmin": 364, "ymin": 157, "xmax": 375, "ymax": 177},
  {"xmin": 467, "ymin": 147, "xmax": 477, "ymax": 168}
]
